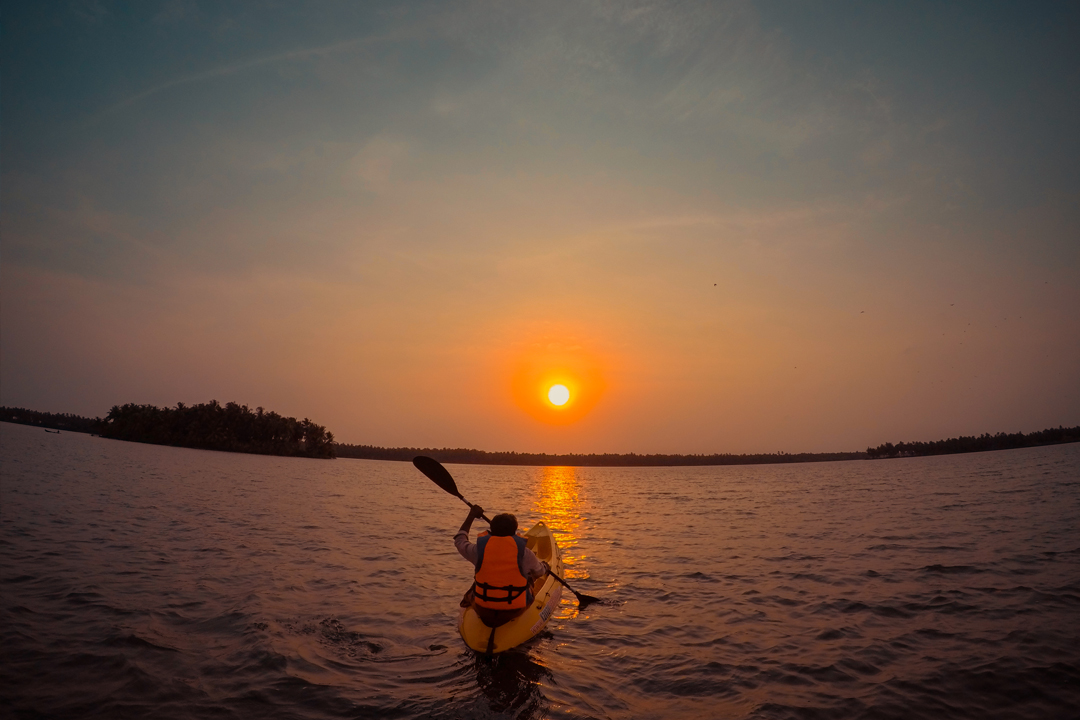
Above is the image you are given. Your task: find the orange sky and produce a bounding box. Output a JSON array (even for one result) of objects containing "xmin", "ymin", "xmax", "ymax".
[{"xmin": 2, "ymin": 2, "xmax": 1078, "ymax": 454}]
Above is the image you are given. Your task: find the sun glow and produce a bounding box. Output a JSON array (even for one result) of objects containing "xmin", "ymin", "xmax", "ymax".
[
  {"xmin": 503, "ymin": 329, "xmax": 608, "ymax": 426},
  {"xmin": 548, "ymin": 384, "xmax": 570, "ymax": 406}
]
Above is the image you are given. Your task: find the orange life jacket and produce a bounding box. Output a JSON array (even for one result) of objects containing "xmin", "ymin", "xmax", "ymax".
[{"xmin": 473, "ymin": 531, "xmax": 531, "ymax": 610}]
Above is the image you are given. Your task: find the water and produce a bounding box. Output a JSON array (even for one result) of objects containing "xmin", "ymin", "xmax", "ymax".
[{"xmin": 2, "ymin": 421, "xmax": 1079, "ymax": 719}]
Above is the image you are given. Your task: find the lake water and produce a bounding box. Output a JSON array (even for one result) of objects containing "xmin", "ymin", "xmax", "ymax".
[{"xmin": 2, "ymin": 420, "xmax": 1079, "ymax": 719}]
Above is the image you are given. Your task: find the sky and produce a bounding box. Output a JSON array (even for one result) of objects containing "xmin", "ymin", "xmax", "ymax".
[{"xmin": 2, "ymin": 0, "xmax": 1078, "ymax": 455}]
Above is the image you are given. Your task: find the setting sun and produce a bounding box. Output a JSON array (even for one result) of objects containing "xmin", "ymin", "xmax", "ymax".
[
  {"xmin": 502, "ymin": 328, "xmax": 608, "ymax": 426},
  {"xmin": 548, "ymin": 384, "xmax": 570, "ymax": 406}
]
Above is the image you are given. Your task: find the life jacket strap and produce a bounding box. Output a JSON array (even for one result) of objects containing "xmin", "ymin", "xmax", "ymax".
[{"xmin": 473, "ymin": 580, "xmax": 528, "ymax": 604}]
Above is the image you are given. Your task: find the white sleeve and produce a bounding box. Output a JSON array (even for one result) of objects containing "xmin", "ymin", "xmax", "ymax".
[
  {"xmin": 521, "ymin": 547, "xmax": 547, "ymax": 579},
  {"xmin": 454, "ymin": 530, "xmax": 478, "ymax": 565}
]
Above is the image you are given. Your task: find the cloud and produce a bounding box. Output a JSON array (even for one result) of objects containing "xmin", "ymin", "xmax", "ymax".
[
  {"xmin": 1, "ymin": 177, "xmax": 170, "ymax": 283},
  {"xmin": 151, "ymin": 0, "xmax": 199, "ymax": 26},
  {"xmin": 92, "ymin": 33, "xmax": 384, "ymax": 119},
  {"xmin": 349, "ymin": 137, "xmax": 412, "ymax": 193},
  {"xmin": 71, "ymin": 0, "xmax": 108, "ymax": 25}
]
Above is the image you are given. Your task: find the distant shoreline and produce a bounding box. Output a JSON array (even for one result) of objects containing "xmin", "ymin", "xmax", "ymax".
[
  {"xmin": 333, "ymin": 443, "xmax": 867, "ymax": 466},
  {"xmin": 5, "ymin": 404, "xmax": 1077, "ymax": 467},
  {"xmin": 333, "ymin": 426, "xmax": 1080, "ymax": 466}
]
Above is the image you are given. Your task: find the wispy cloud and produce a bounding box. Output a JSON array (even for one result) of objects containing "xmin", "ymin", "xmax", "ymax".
[{"xmin": 93, "ymin": 34, "xmax": 386, "ymax": 120}]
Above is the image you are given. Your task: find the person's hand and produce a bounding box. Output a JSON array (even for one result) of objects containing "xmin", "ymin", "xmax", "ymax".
[
  {"xmin": 542, "ymin": 561, "xmax": 551, "ymax": 575},
  {"xmin": 468, "ymin": 504, "xmax": 485, "ymax": 520}
]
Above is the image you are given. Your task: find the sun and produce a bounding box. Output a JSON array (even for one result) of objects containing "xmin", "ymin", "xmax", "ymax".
[
  {"xmin": 504, "ymin": 329, "xmax": 607, "ymax": 425},
  {"xmin": 548, "ymin": 384, "xmax": 570, "ymax": 406}
]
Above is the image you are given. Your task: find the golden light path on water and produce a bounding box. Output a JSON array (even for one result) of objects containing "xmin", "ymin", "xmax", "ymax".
[{"xmin": 531, "ymin": 466, "xmax": 593, "ymax": 619}]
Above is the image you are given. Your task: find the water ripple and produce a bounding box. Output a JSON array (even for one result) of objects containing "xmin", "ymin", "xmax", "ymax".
[{"xmin": 2, "ymin": 423, "xmax": 1079, "ymax": 719}]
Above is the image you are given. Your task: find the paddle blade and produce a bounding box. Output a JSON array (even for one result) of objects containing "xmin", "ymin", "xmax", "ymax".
[
  {"xmin": 549, "ymin": 571, "xmax": 603, "ymax": 609},
  {"xmin": 575, "ymin": 593, "xmax": 601, "ymax": 610},
  {"xmin": 413, "ymin": 456, "xmax": 461, "ymax": 498}
]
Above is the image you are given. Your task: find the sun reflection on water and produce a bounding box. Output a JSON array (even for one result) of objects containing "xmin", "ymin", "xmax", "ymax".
[{"xmin": 531, "ymin": 466, "xmax": 588, "ymax": 586}]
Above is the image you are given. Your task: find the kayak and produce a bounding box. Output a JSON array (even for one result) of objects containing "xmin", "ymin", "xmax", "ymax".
[{"xmin": 458, "ymin": 521, "xmax": 564, "ymax": 654}]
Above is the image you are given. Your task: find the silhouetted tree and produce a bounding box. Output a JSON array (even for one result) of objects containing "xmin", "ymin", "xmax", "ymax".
[
  {"xmin": 99, "ymin": 401, "xmax": 335, "ymax": 458},
  {"xmin": 867, "ymin": 426, "xmax": 1080, "ymax": 459},
  {"xmin": 0, "ymin": 407, "xmax": 104, "ymax": 434}
]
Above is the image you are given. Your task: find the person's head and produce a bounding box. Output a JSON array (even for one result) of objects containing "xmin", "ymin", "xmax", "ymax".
[{"xmin": 489, "ymin": 513, "xmax": 518, "ymax": 536}]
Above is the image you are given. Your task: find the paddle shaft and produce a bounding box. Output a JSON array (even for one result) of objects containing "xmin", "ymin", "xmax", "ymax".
[
  {"xmin": 547, "ymin": 568, "xmax": 600, "ymax": 607},
  {"xmin": 451, "ymin": 492, "xmax": 491, "ymax": 524}
]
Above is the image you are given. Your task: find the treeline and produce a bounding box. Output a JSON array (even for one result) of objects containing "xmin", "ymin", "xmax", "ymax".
[
  {"xmin": 102, "ymin": 401, "xmax": 335, "ymax": 458},
  {"xmin": 1, "ymin": 406, "xmax": 103, "ymax": 434},
  {"xmin": 867, "ymin": 426, "xmax": 1080, "ymax": 459},
  {"xmin": 333, "ymin": 444, "xmax": 867, "ymax": 467},
  {"xmin": 6, "ymin": 403, "xmax": 1077, "ymax": 465},
  {"xmin": 2, "ymin": 402, "xmax": 335, "ymax": 458}
]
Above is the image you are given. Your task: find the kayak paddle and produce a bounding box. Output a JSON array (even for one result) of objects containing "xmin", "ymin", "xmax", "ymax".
[
  {"xmin": 412, "ymin": 455, "xmax": 491, "ymax": 522},
  {"xmin": 545, "ymin": 568, "xmax": 600, "ymax": 609},
  {"xmin": 412, "ymin": 455, "xmax": 601, "ymax": 609}
]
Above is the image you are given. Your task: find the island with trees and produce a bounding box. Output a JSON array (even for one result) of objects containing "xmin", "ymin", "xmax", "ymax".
[{"xmin": 2, "ymin": 401, "xmax": 335, "ymax": 459}]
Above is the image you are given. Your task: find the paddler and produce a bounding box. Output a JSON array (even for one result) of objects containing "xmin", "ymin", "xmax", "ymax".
[{"xmin": 455, "ymin": 504, "xmax": 549, "ymax": 627}]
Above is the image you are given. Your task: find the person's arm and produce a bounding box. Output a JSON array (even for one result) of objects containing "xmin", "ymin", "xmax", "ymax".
[
  {"xmin": 521, "ymin": 547, "xmax": 549, "ymax": 580},
  {"xmin": 454, "ymin": 504, "xmax": 485, "ymax": 564},
  {"xmin": 459, "ymin": 504, "xmax": 484, "ymax": 534}
]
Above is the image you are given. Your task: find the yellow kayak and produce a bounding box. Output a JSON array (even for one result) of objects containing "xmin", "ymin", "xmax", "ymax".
[{"xmin": 458, "ymin": 521, "xmax": 564, "ymax": 654}]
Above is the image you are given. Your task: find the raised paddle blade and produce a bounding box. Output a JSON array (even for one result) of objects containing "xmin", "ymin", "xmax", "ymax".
[
  {"xmin": 412, "ymin": 456, "xmax": 491, "ymax": 523},
  {"xmin": 413, "ymin": 456, "xmax": 461, "ymax": 497}
]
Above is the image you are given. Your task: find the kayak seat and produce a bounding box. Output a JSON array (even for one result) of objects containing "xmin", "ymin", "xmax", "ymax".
[{"xmin": 527, "ymin": 535, "xmax": 551, "ymax": 561}]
